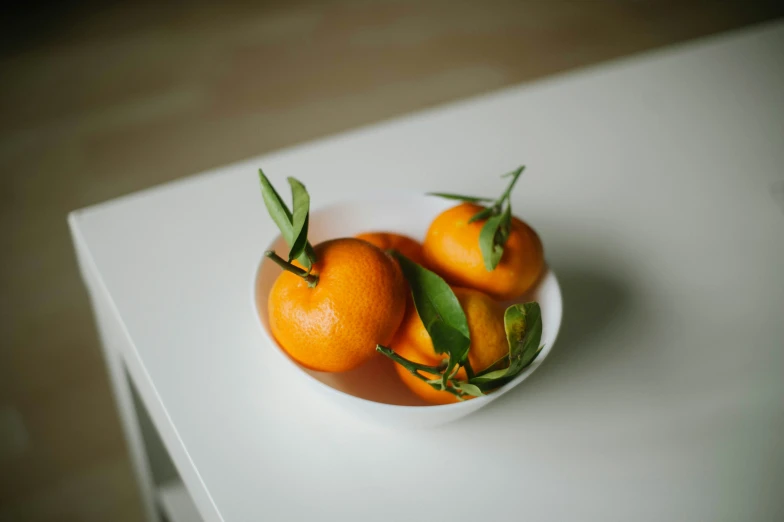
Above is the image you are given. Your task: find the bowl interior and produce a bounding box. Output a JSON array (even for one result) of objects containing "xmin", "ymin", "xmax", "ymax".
[{"xmin": 254, "ymin": 193, "xmax": 562, "ymax": 408}]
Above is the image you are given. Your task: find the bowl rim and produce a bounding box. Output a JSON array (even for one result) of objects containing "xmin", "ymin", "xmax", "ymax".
[{"xmin": 251, "ymin": 193, "xmax": 563, "ymax": 412}]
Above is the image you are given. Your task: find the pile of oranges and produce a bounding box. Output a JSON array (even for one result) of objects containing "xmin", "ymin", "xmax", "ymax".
[{"xmin": 261, "ymin": 168, "xmax": 544, "ymax": 404}]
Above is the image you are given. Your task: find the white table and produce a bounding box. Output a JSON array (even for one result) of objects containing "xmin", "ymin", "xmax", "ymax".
[{"xmin": 70, "ymin": 22, "xmax": 784, "ymax": 522}]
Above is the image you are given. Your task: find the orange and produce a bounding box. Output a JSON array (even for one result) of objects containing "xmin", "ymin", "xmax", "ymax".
[
  {"xmin": 423, "ymin": 203, "xmax": 544, "ymax": 300},
  {"xmin": 391, "ymin": 287, "xmax": 508, "ymax": 404},
  {"xmin": 268, "ymin": 238, "xmax": 407, "ymax": 372},
  {"xmin": 355, "ymin": 232, "xmax": 427, "ymax": 266}
]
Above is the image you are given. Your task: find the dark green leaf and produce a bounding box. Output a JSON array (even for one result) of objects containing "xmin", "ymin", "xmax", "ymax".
[
  {"xmin": 375, "ymin": 344, "xmax": 445, "ymax": 377},
  {"xmin": 287, "ymin": 177, "xmax": 311, "ymax": 269},
  {"xmin": 258, "ymin": 170, "xmax": 314, "ymax": 269},
  {"xmin": 427, "ymin": 323, "xmax": 470, "ymax": 389},
  {"xmin": 497, "ymin": 204, "xmax": 512, "ymax": 244},
  {"xmin": 288, "ymin": 213, "xmax": 311, "ymax": 267},
  {"xmin": 467, "ymin": 206, "xmax": 496, "ymax": 224},
  {"xmin": 301, "ymin": 241, "xmax": 317, "ymax": 270},
  {"xmin": 489, "ymin": 245, "xmax": 504, "ymax": 271},
  {"xmin": 394, "ymin": 253, "xmax": 470, "ymax": 339},
  {"xmin": 259, "ymin": 169, "xmax": 294, "ymax": 242},
  {"xmin": 428, "ymin": 192, "xmax": 494, "ymax": 203},
  {"xmin": 428, "ymin": 321, "xmax": 470, "ymax": 362},
  {"xmin": 479, "ymin": 213, "xmax": 505, "ymax": 270},
  {"xmin": 393, "ymin": 253, "xmax": 471, "ymax": 369}
]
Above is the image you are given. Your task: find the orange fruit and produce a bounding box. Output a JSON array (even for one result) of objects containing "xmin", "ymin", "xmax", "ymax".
[
  {"xmin": 423, "ymin": 203, "xmax": 544, "ymax": 300},
  {"xmin": 355, "ymin": 232, "xmax": 427, "ymax": 266},
  {"xmin": 268, "ymin": 238, "xmax": 407, "ymax": 372},
  {"xmin": 391, "ymin": 287, "xmax": 508, "ymax": 404}
]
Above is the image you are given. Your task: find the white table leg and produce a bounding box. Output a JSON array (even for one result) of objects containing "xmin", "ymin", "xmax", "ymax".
[{"xmin": 90, "ymin": 293, "xmax": 162, "ymax": 522}]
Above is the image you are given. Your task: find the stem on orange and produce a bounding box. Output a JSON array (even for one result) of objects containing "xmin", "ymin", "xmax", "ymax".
[
  {"xmin": 376, "ymin": 345, "xmax": 468, "ymax": 400},
  {"xmin": 498, "ymin": 165, "xmax": 525, "ymax": 205},
  {"xmin": 265, "ymin": 250, "xmax": 319, "ymax": 288},
  {"xmin": 376, "ymin": 345, "xmax": 445, "ymax": 375}
]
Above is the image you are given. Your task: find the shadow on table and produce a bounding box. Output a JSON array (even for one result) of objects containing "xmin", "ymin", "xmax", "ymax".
[{"xmin": 479, "ymin": 262, "xmax": 638, "ymax": 415}]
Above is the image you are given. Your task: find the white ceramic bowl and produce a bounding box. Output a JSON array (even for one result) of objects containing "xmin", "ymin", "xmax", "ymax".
[{"xmin": 253, "ymin": 192, "xmax": 562, "ymax": 428}]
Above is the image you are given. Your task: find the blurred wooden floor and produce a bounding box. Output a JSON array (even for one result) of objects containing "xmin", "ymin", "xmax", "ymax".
[{"xmin": 1, "ymin": 1, "xmax": 781, "ymax": 521}]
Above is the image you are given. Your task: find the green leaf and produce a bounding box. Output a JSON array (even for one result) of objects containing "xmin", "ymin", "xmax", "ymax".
[
  {"xmin": 498, "ymin": 166, "xmax": 525, "ymax": 204},
  {"xmin": 427, "ymin": 324, "xmax": 470, "ymax": 389},
  {"xmin": 394, "ymin": 254, "xmax": 470, "ymax": 339},
  {"xmin": 501, "ymin": 165, "xmax": 525, "ymax": 179},
  {"xmin": 498, "ymin": 204, "xmax": 512, "ymax": 243},
  {"xmin": 453, "ymin": 381, "xmax": 485, "ymax": 397},
  {"xmin": 467, "ymin": 206, "xmax": 496, "ymax": 224},
  {"xmin": 259, "ymin": 169, "xmax": 294, "ymax": 241},
  {"xmin": 290, "ymin": 213, "xmax": 311, "ymax": 264},
  {"xmin": 470, "ymin": 368, "xmax": 508, "ymax": 384},
  {"xmin": 479, "ymin": 213, "xmax": 505, "ymax": 270},
  {"xmin": 375, "ymin": 345, "xmax": 445, "ymax": 377},
  {"xmin": 505, "ymin": 302, "xmax": 543, "ymax": 375},
  {"xmin": 287, "ymin": 177, "xmax": 311, "ymax": 268},
  {"xmin": 469, "ymin": 301, "xmax": 544, "ymax": 391},
  {"xmin": 478, "ymin": 202, "xmax": 513, "ymax": 271},
  {"xmin": 258, "ymin": 170, "xmax": 314, "ymax": 269},
  {"xmin": 428, "ymin": 321, "xmax": 470, "ymax": 362},
  {"xmin": 471, "ymin": 354, "xmax": 509, "ymax": 379},
  {"xmin": 393, "ymin": 253, "xmax": 471, "ymax": 369},
  {"xmin": 428, "ymin": 192, "xmax": 494, "ymax": 203}
]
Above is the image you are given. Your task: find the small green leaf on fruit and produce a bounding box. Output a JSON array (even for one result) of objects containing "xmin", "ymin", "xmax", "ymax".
[
  {"xmin": 469, "ymin": 368, "xmax": 508, "ymax": 384},
  {"xmin": 394, "ymin": 253, "xmax": 470, "ymax": 340},
  {"xmin": 498, "ymin": 204, "xmax": 512, "ymax": 243},
  {"xmin": 505, "ymin": 302, "xmax": 543, "ymax": 376},
  {"xmin": 469, "ymin": 301, "xmax": 544, "ymax": 391},
  {"xmin": 287, "ymin": 177, "xmax": 311, "ymax": 268},
  {"xmin": 393, "ymin": 253, "xmax": 471, "ymax": 375},
  {"xmin": 428, "ymin": 321, "xmax": 470, "ymax": 366},
  {"xmin": 258, "ymin": 170, "xmax": 315, "ymax": 269},
  {"xmin": 479, "ymin": 213, "xmax": 505, "ymax": 270},
  {"xmin": 467, "ymin": 206, "xmax": 496, "ymax": 224},
  {"xmin": 259, "ymin": 169, "xmax": 294, "ymax": 242}
]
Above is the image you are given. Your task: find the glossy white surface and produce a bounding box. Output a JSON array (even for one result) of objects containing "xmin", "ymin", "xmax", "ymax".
[
  {"xmin": 70, "ymin": 23, "xmax": 784, "ymax": 522},
  {"xmin": 252, "ymin": 193, "xmax": 563, "ymax": 428}
]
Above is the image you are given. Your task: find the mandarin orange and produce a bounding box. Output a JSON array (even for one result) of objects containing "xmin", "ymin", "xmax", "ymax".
[
  {"xmin": 268, "ymin": 238, "xmax": 407, "ymax": 372},
  {"xmin": 391, "ymin": 286, "xmax": 508, "ymax": 404},
  {"xmin": 423, "ymin": 203, "xmax": 544, "ymax": 300},
  {"xmin": 355, "ymin": 232, "xmax": 427, "ymax": 266}
]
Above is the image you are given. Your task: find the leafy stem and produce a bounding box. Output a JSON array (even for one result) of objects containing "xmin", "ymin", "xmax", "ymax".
[
  {"xmin": 376, "ymin": 345, "xmax": 468, "ymax": 400},
  {"xmin": 468, "ymin": 302, "xmax": 544, "ymax": 391},
  {"xmin": 497, "ymin": 166, "xmax": 525, "ymax": 206},
  {"xmin": 258, "ymin": 170, "xmax": 316, "ymax": 270},
  {"xmin": 430, "ymin": 166, "xmax": 526, "ymax": 271},
  {"xmin": 265, "ymin": 250, "xmax": 319, "ymax": 288},
  {"xmin": 379, "ymin": 301, "xmax": 545, "ymax": 400},
  {"xmin": 376, "ymin": 345, "xmax": 445, "ymax": 375}
]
